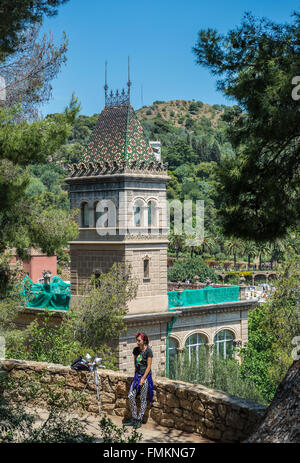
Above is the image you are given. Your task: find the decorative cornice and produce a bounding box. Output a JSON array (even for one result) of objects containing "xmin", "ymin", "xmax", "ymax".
[
  {"xmin": 66, "ymin": 159, "xmax": 168, "ymax": 178},
  {"xmin": 123, "ymin": 310, "xmax": 181, "ymax": 326},
  {"xmin": 176, "ymin": 300, "xmax": 258, "ymax": 317}
]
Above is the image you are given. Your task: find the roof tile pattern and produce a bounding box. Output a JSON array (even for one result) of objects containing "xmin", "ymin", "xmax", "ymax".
[{"xmin": 79, "ymin": 104, "xmax": 157, "ymax": 168}]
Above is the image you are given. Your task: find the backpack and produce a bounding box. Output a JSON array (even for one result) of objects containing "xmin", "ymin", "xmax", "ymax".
[{"xmin": 70, "ymin": 355, "xmax": 90, "ymax": 371}]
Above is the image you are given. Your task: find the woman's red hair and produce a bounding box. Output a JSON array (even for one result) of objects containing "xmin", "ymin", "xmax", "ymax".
[{"xmin": 136, "ymin": 331, "xmax": 149, "ymax": 345}]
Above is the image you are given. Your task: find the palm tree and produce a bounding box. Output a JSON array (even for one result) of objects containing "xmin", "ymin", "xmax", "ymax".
[
  {"xmin": 168, "ymin": 233, "xmax": 186, "ymax": 258},
  {"xmin": 242, "ymin": 241, "xmax": 258, "ymax": 270},
  {"xmin": 256, "ymin": 242, "xmax": 271, "ymax": 270},
  {"xmin": 198, "ymin": 234, "xmax": 215, "ymax": 257},
  {"xmin": 224, "ymin": 238, "xmax": 244, "ymax": 269},
  {"xmin": 268, "ymin": 238, "xmax": 288, "ymax": 269}
]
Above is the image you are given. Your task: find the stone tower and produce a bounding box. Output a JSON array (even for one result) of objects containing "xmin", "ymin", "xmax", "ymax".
[{"xmin": 65, "ymin": 83, "xmax": 176, "ymax": 374}]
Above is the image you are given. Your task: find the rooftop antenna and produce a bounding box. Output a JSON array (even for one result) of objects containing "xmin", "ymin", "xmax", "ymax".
[
  {"xmin": 127, "ymin": 56, "xmax": 131, "ymax": 103},
  {"xmin": 104, "ymin": 60, "xmax": 108, "ymax": 106}
]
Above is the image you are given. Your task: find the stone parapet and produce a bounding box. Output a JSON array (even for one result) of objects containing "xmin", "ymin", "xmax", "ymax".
[{"xmin": 0, "ymin": 359, "xmax": 265, "ymax": 443}]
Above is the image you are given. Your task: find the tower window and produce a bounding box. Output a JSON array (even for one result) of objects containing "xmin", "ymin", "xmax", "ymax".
[
  {"xmin": 134, "ymin": 206, "xmax": 141, "ymax": 226},
  {"xmin": 95, "ymin": 207, "xmax": 109, "ymax": 228},
  {"xmin": 144, "ymin": 258, "xmax": 150, "ymax": 278},
  {"xmin": 148, "ymin": 202, "xmax": 152, "ymax": 226},
  {"xmin": 81, "ymin": 203, "xmax": 89, "ymax": 228}
]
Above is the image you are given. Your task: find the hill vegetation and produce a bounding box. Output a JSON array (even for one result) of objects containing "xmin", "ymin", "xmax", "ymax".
[{"xmin": 22, "ymin": 99, "xmax": 300, "ymax": 279}]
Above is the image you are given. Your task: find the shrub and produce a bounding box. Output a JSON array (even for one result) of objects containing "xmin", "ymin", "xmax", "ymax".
[
  {"xmin": 0, "ymin": 374, "xmax": 94, "ymax": 443},
  {"xmin": 5, "ymin": 311, "xmax": 83, "ymax": 366},
  {"xmin": 99, "ymin": 415, "xmax": 142, "ymax": 443},
  {"xmin": 168, "ymin": 256, "xmax": 218, "ymax": 283},
  {"xmin": 168, "ymin": 348, "xmax": 266, "ymax": 405},
  {"xmin": 189, "ymin": 102, "xmax": 198, "ymax": 113}
]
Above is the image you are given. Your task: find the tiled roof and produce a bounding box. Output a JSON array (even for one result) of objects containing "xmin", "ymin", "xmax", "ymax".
[{"xmin": 79, "ymin": 104, "xmax": 157, "ymax": 168}]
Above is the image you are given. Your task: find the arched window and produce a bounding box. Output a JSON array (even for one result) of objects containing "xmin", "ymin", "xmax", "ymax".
[
  {"xmin": 94, "ymin": 200, "xmax": 117, "ymax": 235},
  {"xmin": 134, "ymin": 206, "xmax": 141, "ymax": 226},
  {"xmin": 214, "ymin": 330, "xmax": 234, "ymax": 359},
  {"xmin": 147, "ymin": 200, "xmax": 158, "ymax": 228},
  {"xmin": 148, "ymin": 202, "xmax": 152, "ymax": 226},
  {"xmin": 94, "ymin": 201, "xmax": 100, "ymax": 227},
  {"xmin": 95, "ymin": 205, "xmax": 109, "ymax": 228},
  {"xmin": 81, "ymin": 202, "xmax": 89, "ymax": 228},
  {"xmin": 185, "ymin": 333, "xmax": 206, "ymax": 362},
  {"xmin": 143, "ymin": 258, "xmax": 150, "ymax": 278},
  {"xmin": 168, "ymin": 337, "xmax": 179, "ymax": 379}
]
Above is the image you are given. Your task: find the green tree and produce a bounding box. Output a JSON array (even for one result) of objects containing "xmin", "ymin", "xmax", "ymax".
[
  {"xmin": 168, "ymin": 256, "xmax": 218, "ymax": 283},
  {"xmin": 73, "ymin": 263, "xmax": 138, "ymax": 351},
  {"xmin": 193, "ymin": 12, "xmax": 300, "ymax": 241},
  {"xmin": 242, "ymin": 241, "xmax": 258, "ymax": 270},
  {"xmin": 168, "ymin": 233, "xmax": 186, "ymax": 258},
  {"xmin": 164, "ymin": 139, "xmax": 197, "ymax": 169},
  {"xmin": 0, "ymin": 0, "xmax": 69, "ymax": 60},
  {"xmin": 5, "ymin": 312, "xmax": 82, "ymax": 365},
  {"xmin": 209, "ymin": 140, "xmax": 221, "ymax": 163},
  {"xmin": 256, "ymin": 242, "xmax": 271, "ymax": 270},
  {"xmin": 224, "ymin": 238, "xmax": 244, "ymax": 269},
  {"xmin": 0, "ymin": 95, "xmax": 80, "ymax": 261},
  {"xmin": 240, "ymin": 250, "xmax": 300, "ymax": 403},
  {"xmin": 0, "ymin": 25, "xmax": 68, "ymax": 119}
]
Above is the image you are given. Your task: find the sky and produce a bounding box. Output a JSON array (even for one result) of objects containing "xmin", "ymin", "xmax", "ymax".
[{"xmin": 39, "ymin": 0, "xmax": 299, "ymax": 117}]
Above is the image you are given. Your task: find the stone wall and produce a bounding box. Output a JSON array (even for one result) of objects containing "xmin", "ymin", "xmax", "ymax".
[{"xmin": 0, "ymin": 359, "xmax": 266, "ymax": 443}]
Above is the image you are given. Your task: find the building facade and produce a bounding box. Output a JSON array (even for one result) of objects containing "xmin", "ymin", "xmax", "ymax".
[{"xmin": 65, "ymin": 84, "xmax": 257, "ymax": 375}]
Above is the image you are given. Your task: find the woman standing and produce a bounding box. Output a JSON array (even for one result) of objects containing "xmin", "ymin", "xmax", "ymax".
[{"xmin": 124, "ymin": 331, "xmax": 154, "ymax": 429}]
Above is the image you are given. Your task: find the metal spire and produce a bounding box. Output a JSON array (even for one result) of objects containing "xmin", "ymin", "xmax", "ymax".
[
  {"xmin": 104, "ymin": 61, "xmax": 108, "ymax": 105},
  {"xmin": 127, "ymin": 56, "xmax": 131, "ymax": 103},
  {"xmin": 104, "ymin": 58, "xmax": 131, "ymax": 107}
]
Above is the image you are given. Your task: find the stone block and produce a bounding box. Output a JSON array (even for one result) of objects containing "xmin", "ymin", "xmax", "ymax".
[
  {"xmin": 101, "ymin": 377, "xmax": 114, "ymax": 393},
  {"xmin": 102, "ymin": 403, "xmax": 115, "ymax": 414},
  {"xmin": 87, "ymin": 404, "xmax": 100, "ymax": 414},
  {"xmin": 204, "ymin": 418, "xmax": 214, "ymax": 429},
  {"xmin": 161, "ymin": 418, "xmax": 174, "ymax": 427},
  {"xmin": 205, "ymin": 428, "xmax": 221, "ymax": 441},
  {"xmin": 175, "ymin": 422, "xmax": 195, "ymax": 433},
  {"xmin": 192, "ymin": 399, "xmax": 205, "ymax": 416},
  {"xmin": 183, "ymin": 410, "xmax": 192, "ymax": 421},
  {"xmin": 205, "ymin": 408, "xmax": 215, "ymax": 421},
  {"xmin": 115, "ymin": 398, "xmax": 127, "ymax": 408},
  {"xmin": 217, "ymin": 403, "xmax": 226, "ymax": 419},
  {"xmin": 114, "ymin": 408, "xmax": 126, "ymax": 417},
  {"xmin": 166, "ymin": 393, "xmax": 179, "ymax": 408},
  {"xmin": 150, "ymin": 407, "xmax": 162, "ymax": 422},
  {"xmin": 116, "ymin": 381, "xmax": 128, "ymax": 397},
  {"xmin": 180, "ymin": 399, "xmax": 192, "ymax": 411},
  {"xmin": 172, "ymin": 407, "xmax": 182, "ymax": 418},
  {"xmin": 101, "ymin": 392, "xmax": 115, "ymax": 404},
  {"xmin": 226, "ymin": 410, "xmax": 241, "ymax": 429}
]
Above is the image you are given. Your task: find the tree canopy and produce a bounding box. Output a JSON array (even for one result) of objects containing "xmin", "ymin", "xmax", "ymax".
[
  {"xmin": 193, "ymin": 11, "xmax": 300, "ymax": 241},
  {"xmin": 0, "ymin": 0, "xmax": 69, "ymax": 60}
]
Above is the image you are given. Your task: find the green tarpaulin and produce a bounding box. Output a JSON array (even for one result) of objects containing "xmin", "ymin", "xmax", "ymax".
[
  {"xmin": 22, "ymin": 275, "xmax": 71, "ymax": 311},
  {"xmin": 168, "ymin": 286, "xmax": 240, "ymax": 309}
]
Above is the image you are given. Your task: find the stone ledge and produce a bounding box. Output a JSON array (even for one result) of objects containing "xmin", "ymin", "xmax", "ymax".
[{"xmin": 0, "ymin": 358, "xmax": 266, "ymax": 442}]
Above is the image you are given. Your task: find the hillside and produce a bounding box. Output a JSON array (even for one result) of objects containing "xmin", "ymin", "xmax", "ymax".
[
  {"xmin": 137, "ymin": 99, "xmax": 226, "ymax": 130},
  {"xmin": 24, "ymin": 100, "xmax": 235, "ymax": 248}
]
